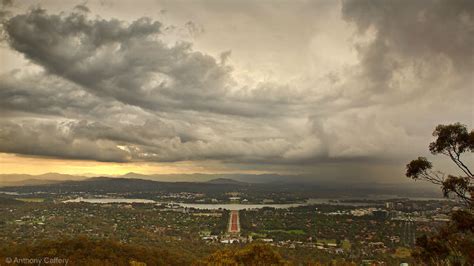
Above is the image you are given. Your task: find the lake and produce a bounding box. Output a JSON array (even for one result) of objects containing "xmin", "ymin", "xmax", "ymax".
[
  {"xmin": 61, "ymin": 195, "xmax": 445, "ymax": 209},
  {"xmin": 63, "ymin": 197, "xmax": 156, "ymax": 204},
  {"xmin": 62, "ymin": 197, "xmax": 303, "ymax": 209}
]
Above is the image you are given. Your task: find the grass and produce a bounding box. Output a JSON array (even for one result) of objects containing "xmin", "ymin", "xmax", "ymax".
[
  {"xmin": 341, "ymin": 239, "xmax": 351, "ymax": 251},
  {"xmin": 15, "ymin": 198, "xmax": 45, "ymax": 202},
  {"xmin": 264, "ymin": 229, "xmax": 306, "ymax": 235},
  {"xmin": 316, "ymin": 238, "xmax": 337, "ymax": 245},
  {"xmin": 249, "ymin": 232, "xmax": 267, "ymax": 238},
  {"xmin": 393, "ymin": 247, "xmax": 411, "ymax": 258}
]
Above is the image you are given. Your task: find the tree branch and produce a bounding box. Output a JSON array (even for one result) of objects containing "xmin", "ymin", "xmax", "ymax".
[{"xmin": 447, "ymin": 150, "xmax": 472, "ymax": 177}]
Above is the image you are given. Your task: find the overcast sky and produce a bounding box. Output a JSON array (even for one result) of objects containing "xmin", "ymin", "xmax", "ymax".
[{"xmin": 0, "ymin": 0, "xmax": 472, "ymax": 182}]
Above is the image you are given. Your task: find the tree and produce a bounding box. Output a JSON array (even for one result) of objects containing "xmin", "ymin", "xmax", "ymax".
[
  {"xmin": 0, "ymin": 237, "xmax": 191, "ymax": 266},
  {"xmin": 406, "ymin": 123, "xmax": 473, "ymax": 206},
  {"xmin": 412, "ymin": 209, "xmax": 474, "ymax": 265},
  {"xmin": 406, "ymin": 123, "xmax": 474, "ymax": 264},
  {"xmin": 195, "ymin": 244, "xmax": 289, "ymax": 265}
]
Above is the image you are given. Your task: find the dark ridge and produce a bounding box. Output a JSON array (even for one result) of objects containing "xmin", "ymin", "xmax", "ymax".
[{"xmin": 206, "ymin": 178, "xmax": 245, "ymax": 184}]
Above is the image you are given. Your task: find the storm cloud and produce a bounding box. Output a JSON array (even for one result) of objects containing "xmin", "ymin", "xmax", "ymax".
[{"xmin": 0, "ymin": 0, "xmax": 472, "ymax": 179}]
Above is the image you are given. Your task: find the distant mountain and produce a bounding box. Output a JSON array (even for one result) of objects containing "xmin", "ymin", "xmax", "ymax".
[
  {"xmin": 206, "ymin": 178, "xmax": 245, "ymax": 185},
  {"xmin": 0, "ymin": 175, "xmax": 442, "ymax": 198},
  {"xmin": 0, "ymin": 173, "xmax": 86, "ymax": 187},
  {"xmin": 0, "ymin": 172, "xmax": 441, "ymax": 198},
  {"xmin": 0, "ymin": 172, "xmax": 303, "ymax": 185},
  {"xmin": 122, "ymin": 172, "xmax": 151, "ymax": 179},
  {"xmin": 0, "ymin": 177, "xmax": 250, "ymax": 194},
  {"xmin": 121, "ymin": 172, "xmax": 215, "ymax": 182},
  {"xmin": 0, "ymin": 179, "xmax": 63, "ymax": 187}
]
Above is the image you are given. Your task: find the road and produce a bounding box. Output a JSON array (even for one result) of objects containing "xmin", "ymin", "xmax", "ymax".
[{"xmin": 228, "ymin": 210, "xmax": 240, "ymax": 233}]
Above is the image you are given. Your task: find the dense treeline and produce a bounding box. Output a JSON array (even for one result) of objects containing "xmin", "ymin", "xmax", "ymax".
[
  {"xmin": 196, "ymin": 244, "xmax": 289, "ymax": 265},
  {"xmin": 0, "ymin": 237, "xmax": 405, "ymax": 265},
  {"xmin": 0, "ymin": 238, "xmax": 291, "ymax": 265},
  {"xmin": 0, "ymin": 237, "xmax": 190, "ymax": 265}
]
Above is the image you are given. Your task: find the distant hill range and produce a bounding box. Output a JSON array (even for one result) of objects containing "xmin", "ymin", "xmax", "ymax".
[
  {"xmin": 0, "ymin": 173, "xmax": 85, "ymax": 187},
  {"xmin": 0, "ymin": 172, "xmax": 299, "ymax": 187},
  {"xmin": 1, "ymin": 179, "xmax": 64, "ymax": 187},
  {"xmin": 206, "ymin": 178, "xmax": 245, "ymax": 185},
  {"xmin": 0, "ymin": 174, "xmax": 442, "ymax": 198},
  {"xmin": 0, "ymin": 176, "xmax": 251, "ymax": 194}
]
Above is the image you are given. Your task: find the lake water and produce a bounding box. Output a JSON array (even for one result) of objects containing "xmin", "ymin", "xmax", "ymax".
[
  {"xmin": 62, "ymin": 196, "xmax": 445, "ymax": 209},
  {"xmin": 176, "ymin": 202, "xmax": 304, "ymax": 210},
  {"xmin": 63, "ymin": 198, "xmax": 156, "ymax": 204},
  {"xmin": 62, "ymin": 197, "xmax": 303, "ymax": 209}
]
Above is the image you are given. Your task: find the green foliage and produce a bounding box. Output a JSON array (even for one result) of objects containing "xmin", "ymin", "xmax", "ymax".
[
  {"xmin": 196, "ymin": 244, "xmax": 289, "ymax": 265},
  {"xmin": 393, "ymin": 247, "xmax": 411, "ymax": 259},
  {"xmin": 264, "ymin": 229, "xmax": 306, "ymax": 235},
  {"xmin": 341, "ymin": 239, "xmax": 351, "ymax": 251},
  {"xmin": 406, "ymin": 122, "xmax": 474, "ymax": 264},
  {"xmin": 14, "ymin": 197, "xmax": 45, "ymax": 202},
  {"xmin": 406, "ymin": 122, "xmax": 473, "ymax": 205},
  {"xmin": 405, "ymin": 157, "xmax": 432, "ymax": 180},
  {"xmin": 442, "ymin": 175, "xmax": 471, "ymax": 200},
  {"xmin": 429, "ymin": 123, "xmax": 474, "ymax": 156},
  {"xmin": 412, "ymin": 210, "xmax": 474, "ymax": 265},
  {"xmin": 0, "ymin": 196, "xmax": 24, "ymax": 205},
  {"xmin": 0, "ymin": 236, "xmax": 190, "ymax": 265}
]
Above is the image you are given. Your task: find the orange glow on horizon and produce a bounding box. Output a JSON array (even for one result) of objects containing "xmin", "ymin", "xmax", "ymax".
[
  {"xmin": 0, "ymin": 153, "xmax": 267, "ymax": 176},
  {"xmin": 0, "ymin": 153, "xmax": 198, "ymax": 175}
]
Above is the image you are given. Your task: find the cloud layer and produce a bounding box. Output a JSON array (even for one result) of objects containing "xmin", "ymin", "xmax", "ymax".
[{"xmin": 0, "ymin": 0, "xmax": 472, "ymax": 178}]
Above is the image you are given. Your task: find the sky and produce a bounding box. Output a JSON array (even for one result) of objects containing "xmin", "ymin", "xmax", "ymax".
[{"xmin": 0, "ymin": 0, "xmax": 472, "ymax": 182}]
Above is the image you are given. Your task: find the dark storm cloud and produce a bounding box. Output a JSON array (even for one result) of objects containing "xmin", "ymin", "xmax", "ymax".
[
  {"xmin": 1, "ymin": 0, "xmax": 13, "ymax": 7},
  {"xmin": 0, "ymin": 71, "xmax": 101, "ymax": 116},
  {"xmin": 0, "ymin": 117, "xmax": 295, "ymax": 163},
  {"xmin": 3, "ymin": 8, "xmax": 236, "ymax": 115},
  {"xmin": 0, "ymin": 120, "xmax": 130, "ymax": 162},
  {"xmin": 3, "ymin": 8, "xmax": 304, "ymax": 118},
  {"xmin": 342, "ymin": 0, "xmax": 474, "ymax": 92},
  {"xmin": 0, "ymin": 1, "xmax": 472, "ymax": 172},
  {"xmin": 219, "ymin": 50, "xmax": 232, "ymax": 65},
  {"xmin": 0, "ymin": 118, "xmax": 176, "ymax": 162},
  {"xmin": 298, "ymin": 0, "xmax": 474, "ymax": 166}
]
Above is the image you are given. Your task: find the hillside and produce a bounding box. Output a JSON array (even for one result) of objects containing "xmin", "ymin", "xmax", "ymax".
[
  {"xmin": 0, "ymin": 176, "xmax": 442, "ymax": 198},
  {"xmin": 206, "ymin": 178, "xmax": 245, "ymax": 185},
  {"xmin": 0, "ymin": 177, "xmax": 249, "ymax": 194}
]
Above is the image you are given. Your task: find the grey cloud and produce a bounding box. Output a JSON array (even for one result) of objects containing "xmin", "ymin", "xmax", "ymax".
[
  {"xmin": 3, "ymin": 8, "xmax": 315, "ymax": 118},
  {"xmin": 0, "ymin": 71, "xmax": 101, "ymax": 117},
  {"xmin": 1, "ymin": 0, "xmax": 13, "ymax": 7},
  {"xmin": 0, "ymin": 120, "xmax": 130, "ymax": 162},
  {"xmin": 68, "ymin": 119, "xmax": 178, "ymax": 147},
  {"xmin": 74, "ymin": 4, "xmax": 90, "ymax": 13},
  {"xmin": 3, "ymin": 9, "xmax": 237, "ymax": 115},
  {"xmin": 0, "ymin": 2, "xmax": 472, "ymax": 176},
  {"xmin": 0, "ymin": 118, "xmax": 296, "ymax": 163},
  {"xmin": 297, "ymin": 0, "xmax": 474, "ymax": 163},
  {"xmin": 184, "ymin": 21, "xmax": 204, "ymax": 38},
  {"xmin": 342, "ymin": 0, "xmax": 474, "ymax": 92},
  {"xmin": 219, "ymin": 50, "xmax": 231, "ymax": 65}
]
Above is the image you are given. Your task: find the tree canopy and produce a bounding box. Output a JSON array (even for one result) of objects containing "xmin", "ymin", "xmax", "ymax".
[
  {"xmin": 406, "ymin": 123, "xmax": 473, "ymax": 205},
  {"xmin": 196, "ymin": 244, "xmax": 289, "ymax": 265},
  {"xmin": 406, "ymin": 123, "xmax": 474, "ymax": 264}
]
